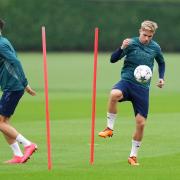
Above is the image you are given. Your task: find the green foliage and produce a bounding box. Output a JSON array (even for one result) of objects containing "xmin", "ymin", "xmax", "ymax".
[
  {"xmin": 0, "ymin": 1, "xmax": 180, "ymax": 51},
  {"xmin": 0, "ymin": 0, "xmax": 180, "ymax": 51}
]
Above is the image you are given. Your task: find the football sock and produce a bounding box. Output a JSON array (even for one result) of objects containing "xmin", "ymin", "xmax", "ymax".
[
  {"xmin": 107, "ymin": 112, "xmax": 117, "ymax": 130},
  {"xmin": 130, "ymin": 139, "xmax": 141, "ymax": 157},
  {"xmin": 16, "ymin": 134, "xmax": 31, "ymax": 147},
  {"xmin": 10, "ymin": 142, "xmax": 23, "ymax": 157}
]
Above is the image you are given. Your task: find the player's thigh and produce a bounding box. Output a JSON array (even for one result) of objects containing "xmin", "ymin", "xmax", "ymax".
[
  {"xmin": 0, "ymin": 90, "xmax": 24, "ymax": 118},
  {"xmin": 131, "ymin": 85, "xmax": 149, "ymax": 119},
  {"xmin": 0, "ymin": 115, "xmax": 8, "ymax": 123},
  {"xmin": 110, "ymin": 80, "xmax": 130, "ymax": 101}
]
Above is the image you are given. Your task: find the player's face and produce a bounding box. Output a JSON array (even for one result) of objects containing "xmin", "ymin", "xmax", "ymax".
[{"xmin": 139, "ymin": 29, "xmax": 154, "ymax": 45}]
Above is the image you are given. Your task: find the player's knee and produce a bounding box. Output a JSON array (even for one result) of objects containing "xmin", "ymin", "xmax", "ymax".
[
  {"xmin": 110, "ymin": 89, "xmax": 123, "ymax": 101},
  {"xmin": 138, "ymin": 121, "xmax": 145, "ymax": 128},
  {"xmin": 136, "ymin": 114, "xmax": 146, "ymax": 127}
]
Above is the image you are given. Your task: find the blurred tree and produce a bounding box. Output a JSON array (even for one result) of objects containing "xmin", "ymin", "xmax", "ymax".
[{"xmin": 0, "ymin": 0, "xmax": 180, "ymax": 52}]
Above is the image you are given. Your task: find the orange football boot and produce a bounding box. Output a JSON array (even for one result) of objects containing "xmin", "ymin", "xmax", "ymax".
[
  {"xmin": 128, "ymin": 156, "xmax": 139, "ymax": 166},
  {"xmin": 98, "ymin": 127, "xmax": 113, "ymax": 138}
]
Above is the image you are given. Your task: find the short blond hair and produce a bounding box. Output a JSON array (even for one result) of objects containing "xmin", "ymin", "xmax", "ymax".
[{"xmin": 141, "ymin": 20, "xmax": 158, "ymax": 33}]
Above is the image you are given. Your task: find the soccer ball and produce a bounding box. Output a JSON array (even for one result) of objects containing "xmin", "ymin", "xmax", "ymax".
[{"xmin": 134, "ymin": 65, "xmax": 152, "ymax": 83}]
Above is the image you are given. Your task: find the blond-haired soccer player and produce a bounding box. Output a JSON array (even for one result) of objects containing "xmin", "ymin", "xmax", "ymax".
[
  {"xmin": 98, "ymin": 20, "xmax": 165, "ymax": 165},
  {"xmin": 0, "ymin": 19, "xmax": 37, "ymax": 164}
]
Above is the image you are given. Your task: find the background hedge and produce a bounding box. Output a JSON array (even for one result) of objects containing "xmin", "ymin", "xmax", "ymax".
[{"xmin": 0, "ymin": 0, "xmax": 180, "ymax": 52}]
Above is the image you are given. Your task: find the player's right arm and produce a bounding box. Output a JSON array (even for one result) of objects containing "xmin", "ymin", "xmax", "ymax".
[
  {"xmin": 25, "ymin": 85, "xmax": 36, "ymax": 96},
  {"xmin": 110, "ymin": 38, "xmax": 131, "ymax": 63},
  {"xmin": 0, "ymin": 42, "xmax": 36, "ymax": 94},
  {"xmin": 0, "ymin": 43, "xmax": 28, "ymax": 88}
]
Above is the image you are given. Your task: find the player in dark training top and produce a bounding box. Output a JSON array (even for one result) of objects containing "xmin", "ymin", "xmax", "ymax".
[
  {"xmin": 98, "ymin": 20, "xmax": 165, "ymax": 166},
  {"xmin": 0, "ymin": 19, "xmax": 37, "ymax": 164}
]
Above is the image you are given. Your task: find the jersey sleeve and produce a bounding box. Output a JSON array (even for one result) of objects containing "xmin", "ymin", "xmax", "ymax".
[
  {"xmin": 110, "ymin": 48, "xmax": 124, "ymax": 63},
  {"xmin": 155, "ymin": 46, "xmax": 165, "ymax": 79},
  {"xmin": 0, "ymin": 43, "xmax": 28, "ymax": 88}
]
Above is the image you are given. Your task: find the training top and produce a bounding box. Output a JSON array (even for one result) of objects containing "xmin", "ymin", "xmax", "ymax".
[
  {"xmin": 0, "ymin": 35, "xmax": 28, "ymax": 91},
  {"xmin": 110, "ymin": 37, "xmax": 165, "ymax": 88}
]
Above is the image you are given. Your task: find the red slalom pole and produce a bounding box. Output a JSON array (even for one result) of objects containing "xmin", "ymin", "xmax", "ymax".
[
  {"xmin": 90, "ymin": 27, "xmax": 99, "ymax": 165},
  {"xmin": 42, "ymin": 26, "xmax": 52, "ymax": 170}
]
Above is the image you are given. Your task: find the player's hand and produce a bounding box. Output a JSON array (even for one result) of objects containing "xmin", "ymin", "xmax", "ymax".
[
  {"xmin": 121, "ymin": 38, "xmax": 131, "ymax": 49},
  {"xmin": 25, "ymin": 85, "xmax": 36, "ymax": 96},
  {"xmin": 157, "ymin": 79, "xmax": 165, "ymax": 88}
]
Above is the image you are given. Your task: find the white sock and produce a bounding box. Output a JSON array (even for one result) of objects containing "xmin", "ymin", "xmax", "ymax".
[
  {"xmin": 16, "ymin": 134, "xmax": 31, "ymax": 147},
  {"xmin": 130, "ymin": 139, "xmax": 141, "ymax": 157},
  {"xmin": 107, "ymin": 112, "xmax": 117, "ymax": 130},
  {"xmin": 10, "ymin": 142, "xmax": 23, "ymax": 157}
]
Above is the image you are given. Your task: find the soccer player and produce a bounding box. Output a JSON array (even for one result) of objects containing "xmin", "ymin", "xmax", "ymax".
[
  {"xmin": 98, "ymin": 20, "xmax": 165, "ymax": 165},
  {"xmin": 0, "ymin": 19, "xmax": 37, "ymax": 164}
]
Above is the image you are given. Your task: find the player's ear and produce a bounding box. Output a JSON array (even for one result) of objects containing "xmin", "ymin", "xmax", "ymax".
[{"xmin": 139, "ymin": 29, "xmax": 142, "ymax": 34}]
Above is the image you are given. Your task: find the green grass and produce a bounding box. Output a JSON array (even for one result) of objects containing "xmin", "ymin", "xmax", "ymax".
[{"xmin": 0, "ymin": 52, "xmax": 179, "ymax": 180}]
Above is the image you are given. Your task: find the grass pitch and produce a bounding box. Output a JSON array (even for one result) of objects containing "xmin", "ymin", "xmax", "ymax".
[{"xmin": 0, "ymin": 52, "xmax": 179, "ymax": 180}]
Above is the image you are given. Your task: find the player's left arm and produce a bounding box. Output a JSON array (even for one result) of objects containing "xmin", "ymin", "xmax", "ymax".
[{"xmin": 155, "ymin": 47, "xmax": 165, "ymax": 88}]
